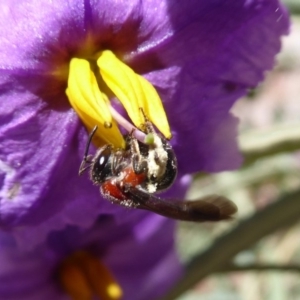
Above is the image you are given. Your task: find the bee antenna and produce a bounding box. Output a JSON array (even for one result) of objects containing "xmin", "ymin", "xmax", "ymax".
[
  {"xmin": 139, "ymin": 107, "xmax": 147, "ymax": 119},
  {"xmin": 139, "ymin": 108, "xmax": 154, "ymax": 133},
  {"xmin": 84, "ymin": 126, "xmax": 98, "ymax": 157},
  {"xmin": 79, "ymin": 126, "xmax": 98, "ymax": 175}
]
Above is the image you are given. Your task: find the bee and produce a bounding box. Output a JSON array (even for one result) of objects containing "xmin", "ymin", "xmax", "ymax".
[{"xmin": 79, "ymin": 118, "xmax": 237, "ymax": 222}]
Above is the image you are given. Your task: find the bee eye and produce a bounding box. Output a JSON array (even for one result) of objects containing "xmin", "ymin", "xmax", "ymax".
[
  {"xmin": 98, "ymin": 153, "xmax": 109, "ymax": 168},
  {"xmin": 92, "ymin": 146, "xmax": 112, "ymax": 183}
]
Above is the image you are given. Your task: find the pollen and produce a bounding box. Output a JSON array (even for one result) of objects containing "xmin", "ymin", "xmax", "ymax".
[
  {"xmin": 66, "ymin": 50, "xmax": 171, "ymax": 148},
  {"xmin": 144, "ymin": 133, "xmax": 155, "ymax": 145},
  {"xmin": 59, "ymin": 251, "xmax": 123, "ymax": 300},
  {"xmin": 107, "ymin": 283, "xmax": 123, "ymax": 299}
]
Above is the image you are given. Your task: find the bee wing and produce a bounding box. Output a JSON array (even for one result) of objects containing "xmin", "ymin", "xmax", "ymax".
[{"xmin": 125, "ymin": 187, "xmax": 237, "ymax": 222}]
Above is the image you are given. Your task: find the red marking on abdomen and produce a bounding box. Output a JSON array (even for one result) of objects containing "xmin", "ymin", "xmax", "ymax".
[
  {"xmin": 122, "ymin": 167, "xmax": 146, "ymax": 187},
  {"xmin": 101, "ymin": 167, "xmax": 146, "ymax": 202},
  {"xmin": 101, "ymin": 180, "xmax": 125, "ymax": 201}
]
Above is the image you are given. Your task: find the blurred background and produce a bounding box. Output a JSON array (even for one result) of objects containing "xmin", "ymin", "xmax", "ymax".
[{"xmin": 168, "ymin": 2, "xmax": 300, "ymax": 300}]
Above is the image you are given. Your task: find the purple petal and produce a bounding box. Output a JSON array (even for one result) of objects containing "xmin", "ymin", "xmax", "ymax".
[
  {"xmin": 104, "ymin": 216, "xmax": 182, "ymax": 300},
  {"xmin": 0, "ymin": 0, "xmax": 148, "ymax": 72},
  {"xmin": 128, "ymin": 0, "xmax": 290, "ymax": 173},
  {"xmin": 0, "ymin": 0, "xmax": 289, "ymax": 243},
  {"xmin": 0, "ymin": 216, "xmax": 182, "ymax": 300},
  {"xmin": 0, "ymin": 232, "xmax": 65, "ymax": 300}
]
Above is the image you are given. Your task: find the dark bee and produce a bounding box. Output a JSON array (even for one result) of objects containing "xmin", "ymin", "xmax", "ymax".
[{"xmin": 79, "ymin": 119, "xmax": 237, "ymax": 222}]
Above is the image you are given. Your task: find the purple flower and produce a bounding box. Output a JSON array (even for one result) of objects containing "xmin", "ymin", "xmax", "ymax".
[
  {"xmin": 0, "ymin": 0, "xmax": 289, "ymax": 250},
  {"xmin": 0, "ymin": 215, "xmax": 181, "ymax": 300}
]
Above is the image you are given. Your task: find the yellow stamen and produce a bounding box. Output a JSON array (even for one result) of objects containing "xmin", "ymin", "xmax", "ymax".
[
  {"xmin": 97, "ymin": 51, "xmax": 171, "ymax": 139},
  {"xmin": 66, "ymin": 58, "xmax": 125, "ymax": 148},
  {"xmin": 59, "ymin": 251, "xmax": 123, "ymax": 300},
  {"xmin": 66, "ymin": 50, "xmax": 171, "ymax": 149},
  {"xmin": 107, "ymin": 283, "xmax": 123, "ymax": 299},
  {"xmin": 59, "ymin": 262, "xmax": 93, "ymax": 300}
]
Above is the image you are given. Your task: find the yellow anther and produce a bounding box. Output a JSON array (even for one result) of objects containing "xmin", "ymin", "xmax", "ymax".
[
  {"xmin": 59, "ymin": 262, "xmax": 93, "ymax": 300},
  {"xmin": 107, "ymin": 283, "xmax": 123, "ymax": 299},
  {"xmin": 144, "ymin": 133, "xmax": 155, "ymax": 145},
  {"xmin": 59, "ymin": 251, "xmax": 123, "ymax": 300},
  {"xmin": 97, "ymin": 50, "xmax": 171, "ymax": 139},
  {"xmin": 66, "ymin": 50, "xmax": 171, "ymax": 150},
  {"xmin": 67, "ymin": 58, "xmax": 125, "ymax": 148}
]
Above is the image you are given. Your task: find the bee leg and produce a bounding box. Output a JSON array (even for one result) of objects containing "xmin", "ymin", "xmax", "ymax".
[
  {"xmin": 132, "ymin": 156, "xmax": 148, "ymax": 174},
  {"xmin": 139, "ymin": 108, "xmax": 155, "ymax": 133},
  {"xmin": 127, "ymin": 130, "xmax": 148, "ymax": 174},
  {"xmin": 111, "ymin": 150, "xmax": 128, "ymax": 175}
]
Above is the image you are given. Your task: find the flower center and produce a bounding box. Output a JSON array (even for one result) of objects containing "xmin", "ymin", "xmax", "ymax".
[
  {"xmin": 58, "ymin": 251, "xmax": 122, "ymax": 300},
  {"xmin": 66, "ymin": 50, "xmax": 171, "ymax": 148}
]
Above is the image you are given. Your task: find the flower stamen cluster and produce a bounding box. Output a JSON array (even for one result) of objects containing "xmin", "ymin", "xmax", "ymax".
[
  {"xmin": 66, "ymin": 50, "xmax": 171, "ymax": 148},
  {"xmin": 59, "ymin": 251, "xmax": 122, "ymax": 300}
]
